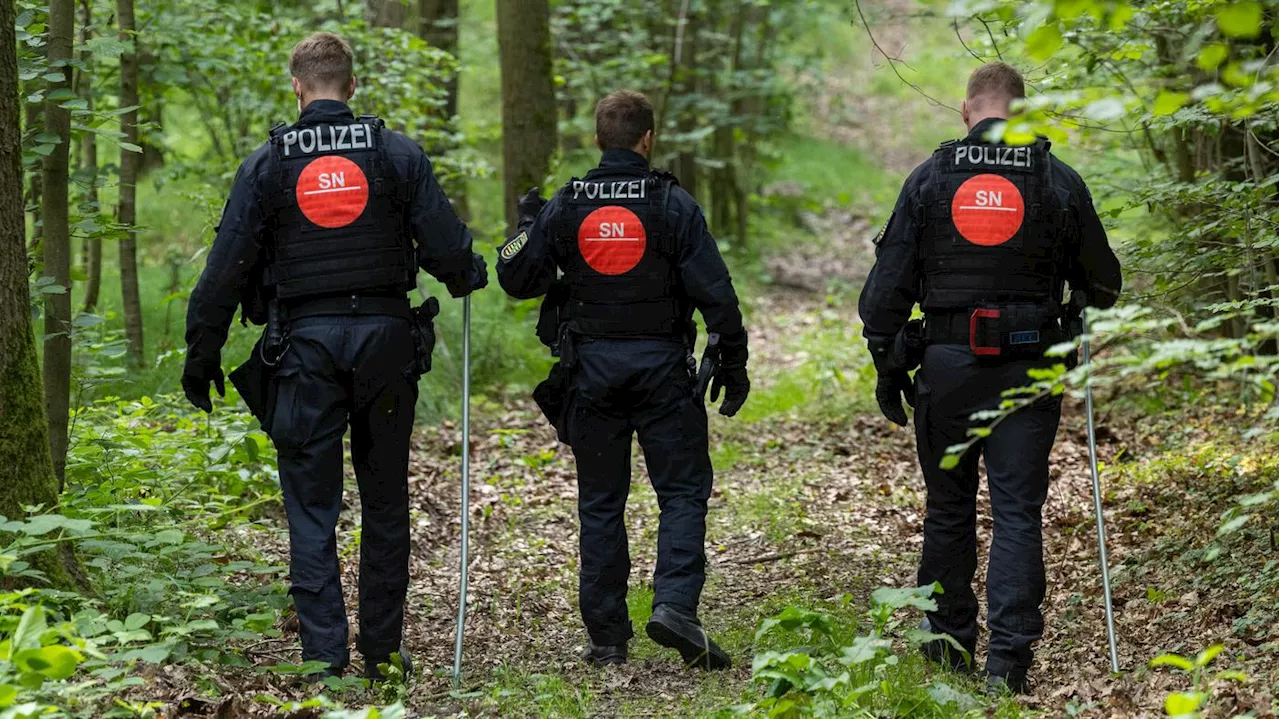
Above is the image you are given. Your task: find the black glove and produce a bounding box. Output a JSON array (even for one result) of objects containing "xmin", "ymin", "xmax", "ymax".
[
  {"xmin": 182, "ymin": 361, "xmax": 225, "ymax": 413},
  {"xmin": 710, "ymin": 366, "xmax": 750, "ymax": 418},
  {"xmin": 875, "ymin": 370, "xmax": 915, "ymax": 427},
  {"xmin": 517, "ymin": 187, "xmax": 546, "ymax": 225},
  {"xmin": 447, "ymin": 253, "xmax": 488, "ymax": 298}
]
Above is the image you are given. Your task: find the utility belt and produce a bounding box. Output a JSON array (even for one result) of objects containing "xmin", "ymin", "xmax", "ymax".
[
  {"xmin": 270, "ymin": 293, "xmax": 437, "ymax": 376},
  {"xmin": 282, "ymin": 293, "xmax": 413, "ymax": 321},
  {"xmin": 925, "ymin": 304, "xmax": 1065, "ymax": 360}
]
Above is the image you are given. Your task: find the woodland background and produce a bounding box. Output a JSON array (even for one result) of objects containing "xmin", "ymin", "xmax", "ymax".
[{"xmin": 0, "ymin": 0, "xmax": 1276, "ymax": 716}]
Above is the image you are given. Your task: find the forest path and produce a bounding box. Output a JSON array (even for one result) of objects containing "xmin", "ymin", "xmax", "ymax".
[{"xmin": 355, "ymin": 283, "xmax": 1206, "ymax": 717}]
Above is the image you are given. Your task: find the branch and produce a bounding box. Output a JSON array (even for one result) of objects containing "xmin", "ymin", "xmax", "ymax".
[
  {"xmin": 954, "ymin": 19, "xmax": 984, "ymax": 62},
  {"xmin": 853, "ymin": 0, "xmax": 960, "ymax": 114}
]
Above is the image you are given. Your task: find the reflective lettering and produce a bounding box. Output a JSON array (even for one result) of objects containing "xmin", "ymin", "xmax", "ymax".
[
  {"xmin": 282, "ymin": 123, "xmax": 374, "ymax": 157},
  {"xmin": 571, "ymin": 179, "xmax": 648, "ymax": 200}
]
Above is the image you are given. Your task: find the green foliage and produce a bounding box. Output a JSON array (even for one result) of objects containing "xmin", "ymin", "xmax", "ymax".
[
  {"xmin": 1149, "ymin": 644, "xmax": 1249, "ymax": 718},
  {"xmin": 734, "ymin": 585, "xmax": 992, "ymax": 718}
]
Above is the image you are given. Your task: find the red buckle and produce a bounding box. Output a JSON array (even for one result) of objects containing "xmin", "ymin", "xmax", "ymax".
[{"xmin": 970, "ymin": 309, "xmax": 1001, "ymax": 357}]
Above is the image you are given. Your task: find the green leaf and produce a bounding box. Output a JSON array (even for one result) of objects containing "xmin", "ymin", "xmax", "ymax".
[
  {"xmin": 1164, "ymin": 691, "xmax": 1205, "ymax": 716},
  {"xmin": 939, "ymin": 454, "xmax": 960, "ymax": 470},
  {"xmin": 870, "ymin": 584, "xmax": 940, "ymax": 612},
  {"xmin": 9, "ymin": 607, "xmax": 45, "ymax": 656},
  {"xmin": 1217, "ymin": 514, "xmax": 1251, "ymax": 536},
  {"xmin": 1025, "ymin": 24, "xmax": 1063, "ymax": 61},
  {"xmin": 927, "ymin": 681, "xmax": 980, "ymax": 710},
  {"xmin": 1217, "ymin": 2, "xmax": 1262, "ymax": 38},
  {"xmin": 1150, "ymin": 653, "xmax": 1195, "ymax": 671},
  {"xmin": 1194, "ymin": 644, "xmax": 1225, "ymax": 667},
  {"xmin": 119, "ymin": 142, "xmax": 143, "ymax": 153},
  {"xmin": 14, "ymin": 646, "xmax": 79, "ymax": 680},
  {"xmin": 1197, "ymin": 43, "xmax": 1230, "ymax": 71},
  {"xmin": 1153, "ymin": 91, "xmax": 1189, "ymax": 117},
  {"xmin": 0, "ymin": 684, "xmax": 16, "ymax": 708},
  {"xmin": 123, "ymin": 613, "xmax": 150, "ymax": 631}
]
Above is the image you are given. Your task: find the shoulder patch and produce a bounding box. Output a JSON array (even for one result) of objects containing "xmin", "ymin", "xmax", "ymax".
[
  {"xmin": 500, "ymin": 232, "xmax": 529, "ymax": 261},
  {"xmin": 874, "ymin": 212, "xmax": 895, "ymax": 245}
]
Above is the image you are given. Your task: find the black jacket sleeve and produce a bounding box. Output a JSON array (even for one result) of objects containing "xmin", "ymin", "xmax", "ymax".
[
  {"xmin": 184, "ymin": 147, "xmax": 270, "ymax": 369},
  {"xmin": 1054, "ymin": 159, "xmax": 1122, "ymax": 309},
  {"xmin": 496, "ymin": 192, "xmax": 563, "ymax": 300},
  {"xmin": 674, "ymin": 198, "xmax": 745, "ymax": 344},
  {"xmin": 858, "ymin": 163, "xmax": 928, "ymax": 350},
  {"xmin": 399, "ymin": 139, "xmax": 478, "ymax": 292}
]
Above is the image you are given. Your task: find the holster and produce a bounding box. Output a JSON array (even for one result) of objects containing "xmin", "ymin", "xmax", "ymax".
[
  {"xmin": 229, "ymin": 336, "xmax": 274, "ymax": 425},
  {"xmin": 696, "ymin": 333, "xmax": 722, "ymax": 399},
  {"xmin": 410, "ymin": 297, "xmax": 441, "ymax": 377},
  {"xmin": 533, "ymin": 361, "xmax": 574, "ymax": 445},
  {"xmin": 889, "ymin": 319, "xmax": 925, "ymax": 373},
  {"xmin": 537, "ymin": 281, "xmax": 569, "ymax": 355},
  {"xmin": 262, "ymin": 299, "xmax": 289, "ymax": 367}
]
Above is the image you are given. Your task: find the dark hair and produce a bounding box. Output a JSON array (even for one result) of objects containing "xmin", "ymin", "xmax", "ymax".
[
  {"xmin": 966, "ymin": 62, "xmax": 1025, "ymax": 105},
  {"xmin": 289, "ymin": 32, "xmax": 354, "ymax": 94},
  {"xmin": 595, "ymin": 91, "xmax": 655, "ymax": 151}
]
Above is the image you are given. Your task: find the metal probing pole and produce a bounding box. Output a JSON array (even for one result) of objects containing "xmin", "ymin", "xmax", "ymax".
[
  {"xmin": 1082, "ymin": 307, "xmax": 1121, "ymax": 674},
  {"xmin": 452, "ymin": 296, "xmax": 472, "ymax": 688}
]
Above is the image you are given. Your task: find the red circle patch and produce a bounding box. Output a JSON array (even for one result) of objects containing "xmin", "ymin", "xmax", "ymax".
[
  {"xmin": 296, "ymin": 156, "xmax": 369, "ymax": 229},
  {"xmin": 578, "ymin": 206, "xmax": 647, "ymax": 275},
  {"xmin": 951, "ymin": 174, "xmax": 1024, "ymax": 247}
]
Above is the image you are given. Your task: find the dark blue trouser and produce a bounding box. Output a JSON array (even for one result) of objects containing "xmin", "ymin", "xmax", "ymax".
[
  {"xmin": 913, "ymin": 344, "xmax": 1062, "ymax": 677},
  {"xmin": 267, "ymin": 314, "xmax": 418, "ymax": 670},
  {"xmin": 566, "ymin": 338, "xmax": 713, "ymax": 647}
]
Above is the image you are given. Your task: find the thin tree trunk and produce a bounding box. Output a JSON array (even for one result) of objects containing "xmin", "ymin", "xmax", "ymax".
[
  {"xmin": 367, "ymin": 0, "xmax": 405, "ymax": 27},
  {"xmin": 24, "ymin": 102, "xmax": 41, "ymax": 252},
  {"xmin": 0, "ymin": 0, "xmax": 78, "ymax": 589},
  {"xmin": 497, "ymin": 0, "xmax": 557, "ymax": 234},
  {"xmin": 118, "ymin": 0, "xmax": 144, "ymax": 368},
  {"xmin": 41, "ymin": 0, "xmax": 74, "ymax": 486},
  {"xmin": 79, "ymin": 0, "xmax": 101, "ymax": 313},
  {"xmin": 674, "ymin": 7, "xmax": 699, "ymax": 196},
  {"xmin": 419, "ymin": 0, "xmax": 459, "ymax": 118},
  {"xmin": 419, "ymin": 0, "xmax": 468, "ymax": 218}
]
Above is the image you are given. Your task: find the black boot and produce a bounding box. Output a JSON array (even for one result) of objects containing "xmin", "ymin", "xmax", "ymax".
[
  {"xmin": 580, "ymin": 640, "xmax": 627, "ymax": 666},
  {"xmin": 645, "ymin": 604, "xmax": 732, "ymax": 671},
  {"xmin": 917, "ymin": 617, "xmax": 974, "ymax": 673},
  {"xmin": 983, "ymin": 667, "xmax": 1030, "ymax": 695},
  {"xmin": 363, "ymin": 647, "xmax": 413, "ymax": 682}
]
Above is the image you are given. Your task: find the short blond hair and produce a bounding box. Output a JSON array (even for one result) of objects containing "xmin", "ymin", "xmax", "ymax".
[
  {"xmin": 966, "ymin": 62, "xmax": 1025, "ymax": 106},
  {"xmin": 289, "ymin": 32, "xmax": 354, "ymax": 94}
]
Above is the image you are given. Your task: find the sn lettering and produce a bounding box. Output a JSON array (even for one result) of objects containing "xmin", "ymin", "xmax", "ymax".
[
  {"xmin": 600, "ymin": 221, "xmax": 627, "ymax": 237},
  {"xmin": 318, "ymin": 172, "xmax": 346, "ymax": 190},
  {"xmin": 975, "ymin": 189, "xmax": 1004, "ymax": 207}
]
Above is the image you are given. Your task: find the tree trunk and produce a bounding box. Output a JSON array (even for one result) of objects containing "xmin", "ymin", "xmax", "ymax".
[
  {"xmin": 674, "ymin": 6, "xmax": 699, "ymax": 196},
  {"xmin": 0, "ymin": 0, "xmax": 77, "ymax": 589},
  {"xmin": 419, "ymin": 0, "xmax": 459, "ymax": 118},
  {"xmin": 41, "ymin": 0, "xmax": 74, "ymax": 486},
  {"xmin": 24, "ymin": 102, "xmax": 41, "ymax": 252},
  {"xmin": 497, "ymin": 0, "xmax": 557, "ymax": 234},
  {"xmin": 367, "ymin": 0, "xmax": 405, "ymax": 27},
  {"xmin": 118, "ymin": 0, "xmax": 144, "ymax": 367},
  {"xmin": 419, "ymin": 0, "xmax": 468, "ymax": 218},
  {"xmin": 78, "ymin": 0, "xmax": 101, "ymax": 313}
]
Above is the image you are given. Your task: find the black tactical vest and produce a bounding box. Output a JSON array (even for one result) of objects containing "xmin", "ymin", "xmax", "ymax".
[
  {"xmin": 263, "ymin": 115, "xmax": 413, "ymax": 300},
  {"xmin": 918, "ymin": 138, "xmax": 1067, "ymax": 312},
  {"xmin": 552, "ymin": 167, "xmax": 685, "ymax": 338}
]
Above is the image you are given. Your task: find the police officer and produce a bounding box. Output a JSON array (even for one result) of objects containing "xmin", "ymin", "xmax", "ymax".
[
  {"xmin": 497, "ymin": 91, "xmax": 748, "ymax": 670},
  {"xmin": 182, "ymin": 32, "xmax": 486, "ymax": 680},
  {"xmin": 858, "ymin": 62, "xmax": 1121, "ymax": 693}
]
